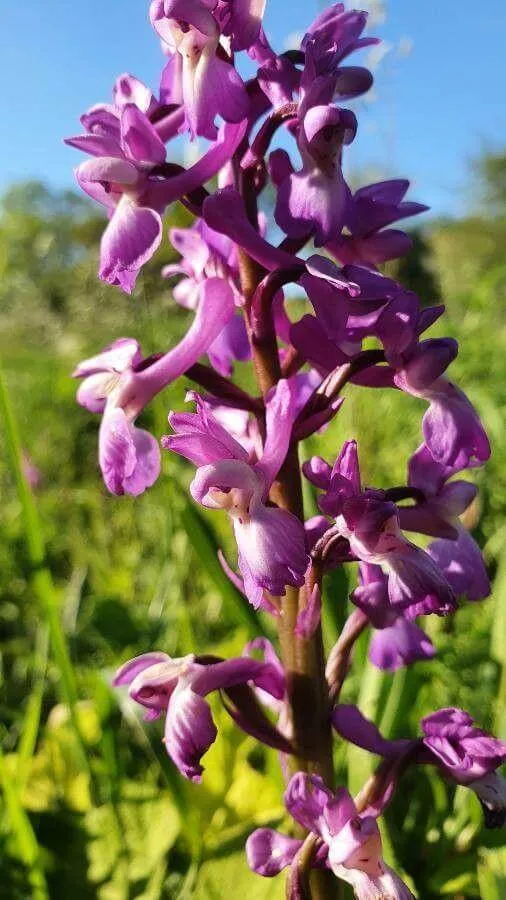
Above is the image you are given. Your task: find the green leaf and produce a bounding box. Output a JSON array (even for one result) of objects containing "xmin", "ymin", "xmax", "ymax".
[
  {"xmin": 478, "ymin": 847, "xmax": 506, "ymax": 899},
  {"xmin": 193, "ymin": 850, "xmax": 284, "ymax": 900}
]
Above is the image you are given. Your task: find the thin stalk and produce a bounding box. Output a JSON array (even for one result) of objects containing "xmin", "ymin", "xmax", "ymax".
[
  {"xmin": 16, "ymin": 626, "xmax": 49, "ymax": 791},
  {"xmin": 0, "ymin": 358, "xmax": 91, "ymax": 776}
]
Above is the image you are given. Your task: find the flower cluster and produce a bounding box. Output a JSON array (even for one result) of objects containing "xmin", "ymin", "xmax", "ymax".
[{"xmin": 68, "ymin": 2, "xmax": 502, "ymax": 897}]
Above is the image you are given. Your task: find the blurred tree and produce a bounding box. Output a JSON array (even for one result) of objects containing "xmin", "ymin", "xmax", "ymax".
[{"xmin": 473, "ymin": 149, "xmax": 506, "ymax": 217}]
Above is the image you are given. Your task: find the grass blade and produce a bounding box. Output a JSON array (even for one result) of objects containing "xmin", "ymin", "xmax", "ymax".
[{"xmin": 0, "ymin": 358, "xmax": 90, "ymax": 773}]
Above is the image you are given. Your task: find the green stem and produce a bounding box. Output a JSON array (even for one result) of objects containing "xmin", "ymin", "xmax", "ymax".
[{"xmin": 237, "ymin": 249, "xmax": 336, "ymax": 898}]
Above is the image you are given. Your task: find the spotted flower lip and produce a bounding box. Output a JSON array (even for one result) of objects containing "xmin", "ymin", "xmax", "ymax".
[
  {"xmin": 247, "ymin": 771, "xmax": 414, "ymax": 898},
  {"xmin": 114, "ymin": 645, "xmax": 288, "ymax": 782}
]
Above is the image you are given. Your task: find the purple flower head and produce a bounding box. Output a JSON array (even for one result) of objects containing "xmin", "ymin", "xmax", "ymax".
[
  {"xmin": 397, "ymin": 443, "xmax": 490, "ymax": 602},
  {"xmin": 149, "ymin": 0, "xmax": 250, "ymax": 139},
  {"xmin": 305, "ymin": 442, "xmax": 456, "ymax": 617},
  {"xmin": 269, "ymin": 5, "xmax": 376, "ymax": 252},
  {"xmin": 67, "ymin": 109, "xmax": 247, "ymax": 292},
  {"xmin": 301, "ymin": 5, "xmax": 377, "ymax": 106},
  {"xmin": 248, "ymin": 771, "xmax": 414, "ymax": 898},
  {"xmin": 73, "ymin": 338, "xmax": 160, "ymax": 495},
  {"xmin": 114, "ymin": 645, "xmax": 287, "ymax": 781},
  {"xmin": 73, "ymin": 278, "xmax": 235, "ymax": 495},
  {"xmin": 328, "ymin": 179, "xmax": 428, "ymax": 266},
  {"xmin": 395, "ymin": 348, "xmax": 491, "ymax": 470},
  {"xmin": 163, "ymin": 381, "xmax": 310, "ymax": 606},
  {"xmin": 354, "ymin": 564, "xmax": 435, "ymax": 672},
  {"xmin": 333, "ymin": 704, "xmax": 506, "ymax": 828},
  {"xmin": 274, "ymin": 104, "xmax": 357, "ymax": 246},
  {"xmin": 420, "ymin": 708, "xmax": 506, "ymax": 784},
  {"xmin": 420, "ymin": 708, "xmax": 506, "ymax": 827},
  {"xmin": 69, "ymin": 104, "xmax": 166, "ymax": 292},
  {"xmin": 337, "ymin": 495, "xmax": 455, "ymax": 617}
]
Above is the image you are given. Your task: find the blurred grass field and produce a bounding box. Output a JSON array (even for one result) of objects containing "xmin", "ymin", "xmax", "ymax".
[{"xmin": 1, "ymin": 171, "xmax": 506, "ymax": 899}]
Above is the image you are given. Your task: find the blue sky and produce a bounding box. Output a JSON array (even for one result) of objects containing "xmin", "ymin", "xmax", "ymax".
[{"xmin": 1, "ymin": 0, "xmax": 505, "ymax": 217}]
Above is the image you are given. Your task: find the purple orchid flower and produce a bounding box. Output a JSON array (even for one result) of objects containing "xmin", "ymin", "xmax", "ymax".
[
  {"xmin": 247, "ymin": 771, "xmax": 414, "ymax": 898},
  {"xmin": 304, "ymin": 441, "xmax": 456, "ymax": 617},
  {"xmin": 394, "ymin": 342, "xmax": 491, "ymax": 470},
  {"xmin": 163, "ymin": 219, "xmax": 250, "ymax": 376},
  {"xmin": 149, "ymin": 0, "xmax": 250, "ymax": 139},
  {"xmin": 163, "ymin": 381, "xmax": 310, "ymax": 607},
  {"xmin": 354, "ymin": 563, "xmax": 436, "ymax": 672},
  {"xmin": 114, "ymin": 644, "xmax": 287, "ymax": 781},
  {"xmin": 66, "ymin": 107, "xmax": 247, "ymax": 292},
  {"xmin": 69, "ymin": 70, "xmax": 185, "ymax": 153},
  {"xmin": 73, "ymin": 279, "xmax": 235, "ymax": 495},
  {"xmin": 327, "ymin": 179, "xmax": 429, "ymax": 266},
  {"xmin": 302, "ymin": 4, "xmax": 377, "ymax": 104},
  {"xmin": 398, "ymin": 443, "xmax": 490, "ymax": 601},
  {"xmin": 333, "ymin": 705, "xmax": 506, "ymax": 828},
  {"xmin": 271, "ymin": 4, "xmax": 379, "ymax": 245},
  {"xmin": 274, "ymin": 104, "xmax": 357, "ymax": 246},
  {"xmin": 69, "ymin": 104, "xmax": 167, "ymax": 293}
]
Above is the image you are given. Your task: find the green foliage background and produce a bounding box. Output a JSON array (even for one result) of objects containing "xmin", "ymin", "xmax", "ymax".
[{"xmin": 1, "ymin": 158, "xmax": 506, "ymax": 898}]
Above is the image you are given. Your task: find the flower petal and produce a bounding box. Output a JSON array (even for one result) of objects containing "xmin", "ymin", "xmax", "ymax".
[{"xmin": 99, "ymin": 198, "xmax": 163, "ymax": 293}]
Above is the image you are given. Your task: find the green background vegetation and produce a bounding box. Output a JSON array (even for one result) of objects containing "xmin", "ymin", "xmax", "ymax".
[{"xmin": 1, "ymin": 154, "xmax": 506, "ymax": 898}]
